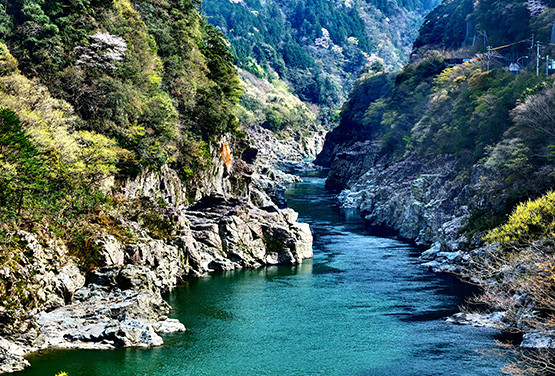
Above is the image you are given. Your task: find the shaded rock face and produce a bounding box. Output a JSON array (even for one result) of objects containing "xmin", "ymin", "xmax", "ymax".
[{"xmin": 328, "ymin": 141, "xmax": 474, "ymax": 249}]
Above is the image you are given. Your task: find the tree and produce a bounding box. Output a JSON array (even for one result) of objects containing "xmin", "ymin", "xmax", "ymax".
[
  {"xmin": 74, "ymin": 32, "xmax": 127, "ymax": 70},
  {"xmin": 512, "ymin": 83, "xmax": 555, "ymax": 139},
  {"xmin": 0, "ymin": 108, "xmax": 46, "ymax": 217}
]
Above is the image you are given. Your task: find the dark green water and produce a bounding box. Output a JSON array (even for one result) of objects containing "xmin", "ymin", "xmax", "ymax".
[{"xmin": 19, "ymin": 175, "xmax": 505, "ymax": 376}]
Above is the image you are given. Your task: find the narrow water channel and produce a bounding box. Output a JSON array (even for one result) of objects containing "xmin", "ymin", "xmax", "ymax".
[{"xmin": 19, "ymin": 174, "xmax": 505, "ymax": 376}]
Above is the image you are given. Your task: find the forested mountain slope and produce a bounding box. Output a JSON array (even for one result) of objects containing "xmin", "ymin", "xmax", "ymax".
[
  {"xmin": 413, "ymin": 0, "xmax": 555, "ymax": 56},
  {"xmin": 203, "ymin": 0, "xmax": 440, "ymax": 129},
  {"xmin": 0, "ymin": 0, "xmax": 241, "ymax": 178},
  {"xmin": 0, "ymin": 1, "xmax": 313, "ymax": 372},
  {"xmin": 318, "ymin": 0, "xmax": 555, "ymax": 368}
]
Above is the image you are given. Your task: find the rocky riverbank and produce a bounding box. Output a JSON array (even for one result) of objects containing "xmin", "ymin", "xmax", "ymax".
[
  {"xmin": 0, "ymin": 137, "xmax": 313, "ymax": 374},
  {"xmin": 325, "ymin": 140, "xmax": 479, "ymax": 250},
  {"xmin": 321, "ymin": 139, "xmax": 555, "ymax": 349},
  {"xmin": 246, "ymin": 124, "xmax": 326, "ymax": 207}
]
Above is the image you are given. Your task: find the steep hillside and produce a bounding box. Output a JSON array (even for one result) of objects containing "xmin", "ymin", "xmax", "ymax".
[
  {"xmin": 318, "ymin": 0, "xmax": 555, "ymax": 367},
  {"xmin": 0, "ymin": 1, "xmax": 313, "ymax": 372},
  {"xmin": 203, "ymin": 0, "xmax": 440, "ymax": 128},
  {"xmin": 413, "ymin": 0, "xmax": 555, "ymax": 57}
]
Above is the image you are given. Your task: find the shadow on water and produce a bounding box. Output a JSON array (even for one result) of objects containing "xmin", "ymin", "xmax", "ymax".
[{"xmin": 18, "ymin": 173, "xmax": 507, "ymax": 376}]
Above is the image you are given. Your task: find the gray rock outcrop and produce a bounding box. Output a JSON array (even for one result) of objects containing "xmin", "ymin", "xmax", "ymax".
[
  {"xmin": 36, "ymin": 287, "xmax": 171, "ymax": 350},
  {"xmin": 246, "ymin": 124, "xmax": 325, "ymax": 206},
  {"xmin": 0, "ymin": 133, "xmax": 314, "ymax": 373},
  {"xmin": 329, "ymin": 141, "xmax": 473, "ymax": 249}
]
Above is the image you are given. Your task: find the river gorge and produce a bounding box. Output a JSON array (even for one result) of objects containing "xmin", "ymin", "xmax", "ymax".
[{"xmin": 16, "ymin": 174, "xmax": 507, "ymax": 376}]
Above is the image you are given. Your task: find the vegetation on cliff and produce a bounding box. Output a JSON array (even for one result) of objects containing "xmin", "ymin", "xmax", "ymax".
[
  {"xmin": 473, "ymin": 191, "xmax": 555, "ymax": 374},
  {"xmin": 0, "ymin": 0, "xmax": 241, "ymax": 174},
  {"xmin": 319, "ymin": 0, "xmax": 555, "ymax": 372},
  {"xmin": 0, "ymin": 0, "xmax": 244, "ymax": 325},
  {"xmin": 0, "ymin": 0, "xmax": 246, "ymax": 211},
  {"xmin": 322, "ymin": 49, "xmax": 554, "ymax": 223}
]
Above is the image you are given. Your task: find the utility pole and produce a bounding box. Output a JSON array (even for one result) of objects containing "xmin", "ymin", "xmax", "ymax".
[
  {"xmin": 487, "ymin": 45, "xmax": 493, "ymax": 71},
  {"xmin": 537, "ymin": 41, "xmax": 541, "ymax": 76}
]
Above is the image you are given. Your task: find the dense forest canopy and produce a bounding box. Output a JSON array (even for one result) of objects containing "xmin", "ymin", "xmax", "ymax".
[
  {"xmin": 0, "ymin": 0, "xmax": 246, "ymax": 228},
  {"xmin": 203, "ymin": 0, "xmax": 440, "ymax": 127},
  {"xmin": 413, "ymin": 0, "xmax": 555, "ymax": 57},
  {"xmin": 0, "ymin": 0, "xmax": 242, "ymax": 174}
]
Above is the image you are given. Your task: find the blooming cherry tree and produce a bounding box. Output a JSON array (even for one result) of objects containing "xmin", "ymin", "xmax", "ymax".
[{"xmin": 74, "ymin": 32, "xmax": 127, "ymax": 70}]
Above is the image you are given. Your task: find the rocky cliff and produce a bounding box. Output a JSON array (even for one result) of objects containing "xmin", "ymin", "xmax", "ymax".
[
  {"xmin": 326, "ymin": 141, "xmax": 476, "ymax": 251},
  {"xmin": 246, "ymin": 124, "xmax": 326, "ymax": 207},
  {"xmin": 0, "ymin": 139, "xmax": 313, "ymax": 374}
]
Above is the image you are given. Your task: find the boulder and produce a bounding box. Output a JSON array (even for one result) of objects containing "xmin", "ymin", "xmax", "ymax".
[
  {"xmin": 0, "ymin": 347, "xmax": 29, "ymax": 374},
  {"xmin": 521, "ymin": 333, "xmax": 555, "ymax": 349},
  {"xmin": 153, "ymin": 319, "xmax": 186, "ymax": 334}
]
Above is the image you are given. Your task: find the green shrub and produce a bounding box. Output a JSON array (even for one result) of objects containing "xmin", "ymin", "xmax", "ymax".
[{"xmin": 485, "ymin": 191, "xmax": 555, "ymax": 246}]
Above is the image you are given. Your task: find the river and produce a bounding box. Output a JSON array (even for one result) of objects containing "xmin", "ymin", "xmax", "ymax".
[{"xmin": 19, "ymin": 174, "xmax": 505, "ymax": 376}]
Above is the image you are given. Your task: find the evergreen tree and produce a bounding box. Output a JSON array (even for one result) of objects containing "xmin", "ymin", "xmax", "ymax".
[{"xmin": 0, "ymin": 108, "xmax": 46, "ymax": 217}]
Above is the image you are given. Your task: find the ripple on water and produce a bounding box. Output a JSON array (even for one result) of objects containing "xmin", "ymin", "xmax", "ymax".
[{"xmin": 19, "ymin": 176, "xmax": 505, "ymax": 376}]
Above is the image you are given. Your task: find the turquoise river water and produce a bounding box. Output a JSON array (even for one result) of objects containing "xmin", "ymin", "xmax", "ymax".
[{"xmin": 18, "ymin": 174, "xmax": 506, "ymax": 376}]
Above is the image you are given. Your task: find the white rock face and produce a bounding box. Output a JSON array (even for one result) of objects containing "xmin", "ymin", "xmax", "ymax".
[
  {"xmin": 247, "ymin": 124, "xmax": 326, "ymax": 168},
  {"xmin": 446, "ymin": 312, "xmax": 507, "ymax": 329},
  {"xmin": 521, "ymin": 333, "xmax": 555, "ymax": 349},
  {"xmin": 247, "ymin": 124, "xmax": 325, "ymax": 188},
  {"xmin": 0, "ymin": 339, "xmax": 29, "ymax": 374},
  {"xmin": 95, "ymin": 235, "xmax": 125, "ymax": 266},
  {"xmin": 0, "ymin": 348, "xmax": 29, "ymax": 374},
  {"xmin": 35, "ymin": 287, "xmax": 171, "ymax": 350},
  {"xmin": 183, "ymin": 194, "xmax": 313, "ymax": 273},
  {"xmin": 420, "ymin": 242, "xmax": 441, "ymax": 260},
  {"xmin": 153, "ymin": 319, "xmax": 186, "ymax": 334},
  {"xmin": 124, "ymin": 164, "xmax": 188, "ymax": 208}
]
